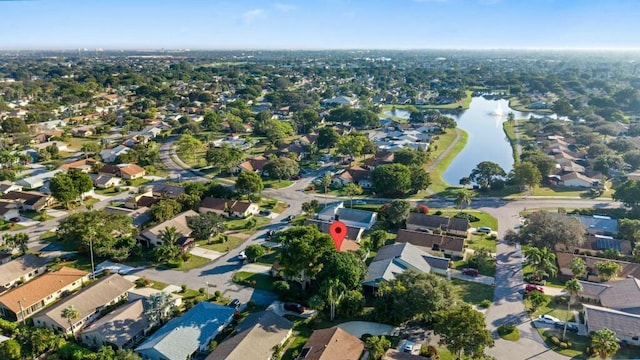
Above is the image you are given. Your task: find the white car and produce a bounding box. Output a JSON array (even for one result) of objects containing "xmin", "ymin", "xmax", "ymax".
[
  {"xmin": 238, "ymin": 251, "xmax": 247, "ymax": 260},
  {"xmin": 537, "ymin": 315, "xmax": 561, "ymax": 324},
  {"xmin": 403, "ymin": 341, "xmax": 415, "ymax": 353}
]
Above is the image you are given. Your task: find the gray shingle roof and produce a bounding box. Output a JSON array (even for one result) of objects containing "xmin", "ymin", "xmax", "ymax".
[
  {"xmin": 585, "ymin": 303, "xmax": 640, "ymax": 339},
  {"xmin": 81, "ymin": 299, "xmax": 148, "ymax": 348},
  {"xmin": 406, "ymin": 213, "xmax": 469, "ymax": 232},
  {"xmin": 135, "ymin": 302, "xmax": 235, "ymax": 360}
]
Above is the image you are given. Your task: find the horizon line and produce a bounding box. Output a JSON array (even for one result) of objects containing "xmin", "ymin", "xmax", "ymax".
[{"xmin": 2, "ymin": 47, "xmax": 640, "ymax": 52}]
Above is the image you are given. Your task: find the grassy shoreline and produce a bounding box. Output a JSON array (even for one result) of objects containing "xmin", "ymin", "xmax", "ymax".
[
  {"xmin": 502, "ymin": 120, "xmax": 519, "ymax": 164},
  {"xmin": 428, "ymin": 129, "xmax": 469, "ymax": 196}
]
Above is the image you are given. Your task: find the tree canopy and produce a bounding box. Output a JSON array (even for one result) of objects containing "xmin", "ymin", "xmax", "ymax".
[
  {"xmin": 518, "ymin": 210, "xmax": 585, "ymax": 250},
  {"xmin": 372, "ymin": 163, "xmax": 412, "ymax": 197},
  {"xmin": 276, "ymin": 226, "xmax": 335, "ymax": 289}
]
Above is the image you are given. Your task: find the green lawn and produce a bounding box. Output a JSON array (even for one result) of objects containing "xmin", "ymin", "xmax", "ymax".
[
  {"xmin": 498, "ymin": 324, "xmax": 521, "ymax": 341},
  {"xmin": 256, "ymin": 248, "xmax": 281, "ymax": 266},
  {"xmin": 466, "ymin": 234, "xmax": 497, "ymax": 253},
  {"xmin": 527, "ymin": 294, "xmax": 575, "ymax": 322},
  {"xmin": 450, "ymin": 278, "xmax": 494, "ymax": 305},
  {"xmin": 0, "ymin": 222, "xmax": 23, "ymax": 231},
  {"xmin": 176, "ymin": 254, "xmax": 211, "ymax": 271},
  {"xmin": 263, "ymin": 179, "xmax": 294, "ymax": 189},
  {"xmin": 232, "ymin": 271, "xmax": 275, "ymax": 291},
  {"xmin": 260, "ymin": 198, "xmax": 289, "ymax": 213},
  {"xmin": 125, "ymin": 178, "xmax": 151, "ymax": 187},
  {"xmin": 94, "ymin": 187, "xmax": 126, "ymax": 196},
  {"xmin": 200, "ymin": 235, "xmax": 246, "ymax": 252},
  {"xmin": 432, "ymin": 209, "xmax": 498, "ymax": 231},
  {"xmin": 453, "ymin": 258, "xmax": 496, "ymax": 277},
  {"xmin": 502, "ymin": 120, "xmax": 519, "ymax": 163},
  {"xmin": 427, "ymin": 129, "xmax": 469, "ymax": 196},
  {"xmin": 225, "ymin": 216, "xmax": 271, "ymax": 234}
]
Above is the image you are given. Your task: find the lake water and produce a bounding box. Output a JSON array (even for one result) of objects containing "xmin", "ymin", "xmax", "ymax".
[{"xmin": 442, "ymin": 97, "xmax": 530, "ymax": 185}]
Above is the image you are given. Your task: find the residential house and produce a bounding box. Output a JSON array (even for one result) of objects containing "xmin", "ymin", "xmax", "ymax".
[
  {"xmin": 1, "ymin": 190, "xmax": 52, "ymax": 212},
  {"xmin": 558, "ymin": 172, "xmax": 598, "ymax": 188},
  {"xmin": 127, "ymin": 287, "xmax": 182, "ymax": 310},
  {"xmin": 322, "ymin": 96, "xmax": 359, "ymax": 107},
  {"xmin": 199, "ymin": 197, "xmax": 259, "ymax": 218},
  {"xmin": 583, "ymin": 304, "xmax": 640, "ymax": 346},
  {"xmin": 91, "ymin": 174, "xmax": 121, "ymax": 189},
  {"xmin": 60, "ymin": 158, "xmax": 97, "ymax": 173},
  {"xmin": 383, "ymin": 349, "xmax": 424, "ymax": 360},
  {"xmin": 0, "ymin": 254, "xmax": 49, "ymax": 293},
  {"xmin": 556, "ymin": 253, "xmax": 640, "ymax": 281},
  {"xmin": 206, "ymin": 311, "xmax": 293, "ymax": 360},
  {"xmin": 152, "ymin": 184, "xmax": 185, "ymax": 199},
  {"xmin": 331, "ymin": 166, "xmax": 372, "ymax": 188},
  {"xmin": 305, "ymin": 219, "xmax": 364, "ymax": 244},
  {"xmin": 33, "ymin": 274, "xmax": 134, "ymax": 335},
  {"xmin": 125, "ymin": 194, "xmax": 160, "ymax": 210},
  {"xmin": 29, "ymin": 141, "xmax": 70, "ymax": 153},
  {"xmin": 0, "ymin": 181, "xmax": 22, "ymax": 195},
  {"xmin": 81, "ymin": 299, "xmax": 149, "ymax": 350},
  {"xmin": 100, "ymin": 145, "xmax": 131, "ymax": 163},
  {"xmin": 405, "ymin": 213, "xmax": 469, "ymax": 237},
  {"xmin": 572, "ymin": 214, "xmax": 618, "ymax": 236},
  {"xmin": 118, "ymin": 163, "xmax": 146, "ymax": 180},
  {"xmin": 135, "ymin": 302, "xmax": 236, "ymax": 360},
  {"xmin": 297, "ymin": 326, "xmax": 364, "ymax": 360},
  {"xmin": 556, "ymin": 234, "xmax": 632, "ymax": 256},
  {"xmin": 139, "ymin": 210, "xmax": 198, "ymax": 248},
  {"xmin": 362, "ymin": 242, "xmax": 450, "ymax": 289},
  {"xmin": 72, "ymin": 126, "xmax": 95, "ymax": 137},
  {"xmin": 316, "ymin": 202, "xmax": 377, "ymax": 230},
  {"xmin": 396, "ymin": 229, "xmax": 465, "ymax": 259},
  {"xmin": 104, "ymin": 206, "xmax": 151, "ymax": 229},
  {"xmin": 15, "ymin": 169, "xmax": 63, "ymax": 189},
  {"xmin": 0, "ymin": 267, "xmax": 89, "ymax": 321},
  {"xmin": 0, "ymin": 201, "xmax": 20, "ymax": 221},
  {"xmin": 234, "ymin": 155, "xmax": 269, "ymax": 175}
]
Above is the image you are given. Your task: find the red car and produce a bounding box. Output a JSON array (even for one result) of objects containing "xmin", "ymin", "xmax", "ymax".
[
  {"xmin": 284, "ymin": 302, "xmax": 306, "ymax": 314},
  {"xmin": 525, "ymin": 284, "xmax": 544, "ymax": 293},
  {"xmin": 462, "ymin": 268, "xmax": 479, "ymax": 277}
]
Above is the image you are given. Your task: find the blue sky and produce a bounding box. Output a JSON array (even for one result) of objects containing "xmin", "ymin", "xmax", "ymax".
[{"xmin": 1, "ymin": 0, "xmax": 639, "ymax": 50}]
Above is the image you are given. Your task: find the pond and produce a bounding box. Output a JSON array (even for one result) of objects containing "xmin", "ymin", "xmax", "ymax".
[{"xmin": 442, "ymin": 97, "xmax": 531, "ymax": 185}]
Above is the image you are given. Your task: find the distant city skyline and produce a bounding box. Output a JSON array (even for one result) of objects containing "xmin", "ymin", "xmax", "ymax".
[{"xmin": 1, "ymin": 0, "xmax": 640, "ymax": 50}]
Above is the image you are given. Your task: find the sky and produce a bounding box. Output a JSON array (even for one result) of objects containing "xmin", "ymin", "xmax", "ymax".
[{"xmin": 1, "ymin": 0, "xmax": 640, "ymax": 50}]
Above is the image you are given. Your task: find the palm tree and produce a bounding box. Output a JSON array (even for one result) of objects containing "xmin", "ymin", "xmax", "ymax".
[
  {"xmin": 563, "ymin": 278, "xmax": 583, "ymax": 340},
  {"xmin": 61, "ymin": 305, "xmax": 80, "ymax": 336},
  {"xmin": 453, "ymin": 189, "xmax": 472, "ymax": 209},
  {"xmin": 590, "ymin": 328, "xmax": 620, "ymax": 359},
  {"xmin": 326, "ymin": 279, "xmax": 346, "ymax": 321},
  {"xmin": 569, "ymin": 257, "xmax": 587, "ymax": 278},
  {"xmin": 507, "ymin": 112, "xmax": 515, "ymax": 124},
  {"xmin": 523, "ymin": 247, "xmax": 558, "ymax": 280},
  {"xmin": 158, "ymin": 226, "xmax": 182, "ymax": 262},
  {"xmin": 144, "ymin": 292, "xmax": 173, "ymax": 324},
  {"xmin": 344, "ymin": 183, "xmax": 363, "ymax": 208}
]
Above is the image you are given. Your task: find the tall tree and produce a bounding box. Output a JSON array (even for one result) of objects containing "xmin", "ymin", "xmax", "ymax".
[
  {"xmin": 235, "ymin": 170, "xmax": 264, "ymax": 198},
  {"xmin": 150, "ymin": 199, "xmax": 183, "ymax": 223},
  {"xmin": 336, "ymin": 134, "xmax": 367, "ymax": 160},
  {"xmin": 383, "ymin": 200, "xmax": 411, "ymax": 228},
  {"xmin": 372, "ymin": 163, "xmax": 412, "ymax": 197},
  {"xmin": 264, "ymin": 157, "xmax": 299, "ymax": 182},
  {"xmin": 61, "ymin": 305, "xmax": 80, "ymax": 336},
  {"xmin": 176, "ymin": 133, "xmax": 203, "ymax": 162},
  {"xmin": 365, "ymin": 336, "xmax": 391, "ymax": 360},
  {"xmin": 326, "ymin": 278, "xmax": 346, "ymax": 321},
  {"xmin": 343, "ymin": 183, "xmax": 363, "ymax": 208},
  {"xmin": 317, "ymin": 127, "xmax": 340, "ymax": 151},
  {"xmin": 563, "ymin": 279, "xmax": 583, "ymax": 340},
  {"xmin": 510, "ymin": 161, "xmax": 542, "ymax": 190},
  {"xmin": 469, "ymin": 161, "xmax": 506, "ymax": 191},
  {"xmin": 569, "ymin": 257, "xmax": 587, "ymax": 278},
  {"xmin": 205, "ymin": 145, "xmax": 243, "ymax": 174},
  {"xmin": 143, "ymin": 292, "xmax": 173, "ymax": 324},
  {"xmin": 595, "ymin": 261, "xmax": 621, "ymax": 282},
  {"xmin": 434, "ymin": 303, "xmax": 494, "ymax": 359},
  {"xmin": 613, "ymin": 180, "xmax": 640, "ymax": 212},
  {"xmin": 187, "ymin": 212, "xmax": 225, "ymax": 244},
  {"xmin": 154, "ymin": 226, "xmax": 183, "ymax": 262},
  {"xmin": 453, "ymin": 189, "xmax": 473, "ymax": 209},
  {"xmin": 518, "ymin": 210, "xmax": 585, "ymax": 250},
  {"xmin": 590, "ymin": 328, "xmax": 620, "ymax": 359},
  {"xmin": 49, "ymin": 172, "xmax": 78, "ymax": 209},
  {"xmin": 276, "ymin": 226, "xmax": 335, "ymax": 290},
  {"xmin": 3, "ymin": 232, "xmax": 29, "ymax": 254},
  {"xmin": 524, "ymin": 247, "xmax": 558, "ymax": 279}
]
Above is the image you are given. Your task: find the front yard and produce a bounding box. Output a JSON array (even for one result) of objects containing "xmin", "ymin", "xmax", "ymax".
[{"xmin": 232, "ymin": 271, "xmax": 275, "ymax": 292}]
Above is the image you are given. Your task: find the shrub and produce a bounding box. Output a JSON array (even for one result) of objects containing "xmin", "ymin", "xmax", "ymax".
[
  {"xmin": 417, "ymin": 205, "xmax": 430, "ymax": 214},
  {"xmin": 167, "ymin": 259, "xmax": 183, "ymax": 268},
  {"xmin": 434, "ymin": 210, "xmax": 443, "ymax": 216},
  {"xmin": 551, "ymin": 336, "xmax": 561, "ymax": 346},
  {"xmin": 454, "ymin": 212, "xmax": 480, "ymax": 222},
  {"xmin": 181, "ymin": 252, "xmax": 191, "ymax": 262},
  {"xmin": 560, "ymin": 342, "xmax": 569, "ymax": 349},
  {"xmin": 199, "ymin": 287, "xmax": 205, "ymax": 294},
  {"xmin": 214, "ymin": 290, "xmax": 222, "ymax": 299},
  {"xmin": 181, "ymin": 284, "xmax": 187, "ymax": 293},
  {"xmin": 479, "ymin": 299, "xmax": 492, "ymax": 308}
]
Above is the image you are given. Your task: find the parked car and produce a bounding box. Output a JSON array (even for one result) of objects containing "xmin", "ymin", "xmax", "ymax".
[
  {"xmin": 354, "ymin": 200, "xmax": 367, "ymax": 205},
  {"xmin": 9, "ymin": 217, "xmax": 20, "ymax": 223},
  {"xmin": 285, "ymin": 215, "xmax": 295, "ymax": 222},
  {"xmin": 403, "ymin": 341, "xmax": 415, "ymax": 353},
  {"xmin": 259, "ymin": 210, "xmax": 272, "ymax": 216},
  {"xmin": 238, "ymin": 251, "xmax": 247, "ymax": 261},
  {"xmin": 228, "ymin": 299, "xmax": 241, "ymax": 309},
  {"xmin": 284, "ymin": 302, "xmax": 305, "ymax": 314},
  {"xmin": 290, "ymin": 175, "xmax": 301, "ymax": 180},
  {"xmin": 266, "ymin": 230, "xmax": 276, "ymax": 237},
  {"xmin": 462, "ymin": 268, "xmax": 479, "ymax": 277},
  {"xmin": 553, "ymin": 322, "xmax": 578, "ymax": 332},
  {"xmin": 476, "ymin": 227, "xmax": 492, "ymax": 234},
  {"xmin": 537, "ymin": 315, "xmax": 561, "ymax": 324},
  {"xmin": 525, "ymin": 284, "xmax": 544, "ymax": 293}
]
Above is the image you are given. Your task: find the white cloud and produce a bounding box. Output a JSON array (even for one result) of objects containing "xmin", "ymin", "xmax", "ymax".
[
  {"xmin": 274, "ymin": 3, "xmax": 296, "ymax": 12},
  {"xmin": 242, "ymin": 9, "xmax": 266, "ymax": 24}
]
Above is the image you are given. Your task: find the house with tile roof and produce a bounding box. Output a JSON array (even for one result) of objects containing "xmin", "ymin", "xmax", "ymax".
[
  {"xmin": 363, "ymin": 242, "xmax": 450, "ymax": 288},
  {"xmin": 234, "ymin": 155, "xmax": 269, "ymax": 175},
  {"xmin": 405, "ymin": 213, "xmax": 469, "ymax": 237},
  {"xmin": 199, "ymin": 197, "xmax": 259, "ymax": 218},
  {"xmin": 0, "ymin": 254, "xmax": 49, "ymax": 293},
  {"xmin": 316, "ymin": 202, "xmax": 377, "ymax": 230},
  {"xmin": 0, "ymin": 267, "xmax": 89, "ymax": 321},
  {"xmin": 81, "ymin": 299, "xmax": 149, "ymax": 350},
  {"xmin": 33, "ymin": 274, "xmax": 134, "ymax": 335},
  {"xmin": 205, "ymin": 311, "xmax": 293, "ymax": 360},
  {"xmin": 331, "ymin": 166, "xmax": 372, "ymax": 188},
  {"xmin": 556, "ymin": 253, "xmax": 640, "ymax": 281},
  {"xmin": 298, "ymin": 326, "xmax": 363, "ymax": 360},
  {"xmin": 396, "ymin": 228, "xmax": 466, "ymax": 259},
  {"xmin": 135, "ymin": 302, "xmax": 235, "ymax": 360},
  {"xmin": 305, "ymin": 218, "xmax": 365, "ymax": 244},
  {"xmin": 139, "ymin": 210, "xmax": 198, "ymax": 248}
]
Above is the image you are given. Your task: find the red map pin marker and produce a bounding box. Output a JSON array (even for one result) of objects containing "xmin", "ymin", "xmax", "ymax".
[{"xmin": 329, "ymin": 221, "xmax": 347, "ymax": 251}]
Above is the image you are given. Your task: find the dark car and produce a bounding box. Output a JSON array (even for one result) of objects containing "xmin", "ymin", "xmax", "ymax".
[
  {"xmin": 291, "ymin": 175, "xmax": 301, "ymax": 180},
  {"xmin": 259, "ymin": 210, "xmax": 272, "ymax": 216},
  {"xmin": 462, "ymin": 268, "xmax": 479, "ymax": 277},
  {"xmin": 9, "ymin": 217, "xmax": 20, "ymax": 223},
  {"xmin": 228, "ymin": 299, "xmax": 241, "ymax": 309},
  {"xmin": 266, "ymin": 230, "xmax": 276, "ymax": 237},
  {"xmin": 284, "ymin": 302, "xmax": 306, "ymax": 314},
  {"xmin": 285, "ymin": 215, "xmax": 295, "ymax": 222},
  {"xmin": 554, "ymin": 322, "xmax": 578, "ymax": 333}
]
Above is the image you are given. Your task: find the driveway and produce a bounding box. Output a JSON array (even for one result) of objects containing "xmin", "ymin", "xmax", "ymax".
[
  {"xmin": 449, "ymin": 269, "xmax": 495, "ymax": 286},
  {"xmin": 189, "ymin": 247, "xmax": 223, "ymax": 261}
]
